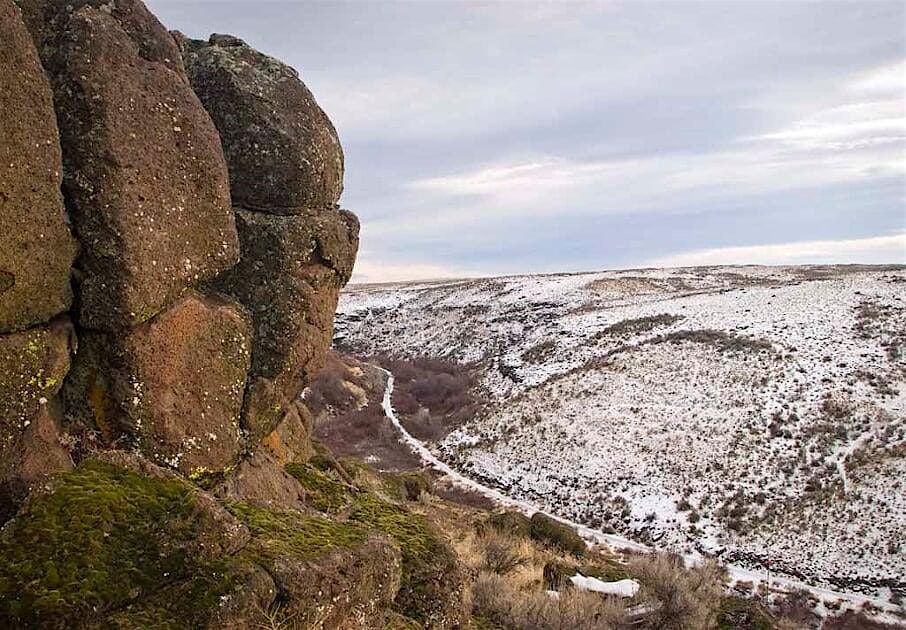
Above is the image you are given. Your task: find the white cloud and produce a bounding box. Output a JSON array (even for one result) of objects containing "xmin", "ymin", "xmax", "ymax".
[
  {"xmin": 644, "ymin": 233, "xmax": 906, "ymax": 268},
  {"xmin": 848, "ymin": 60, "xmax": 906, "ymax": 96},
  {"xmin": 349, "ymin": 254, "xmax": 482, "ymax": 284},
  {"xmin": 395, "ymin": 58, "xmax": 906, "ymax": 236}
]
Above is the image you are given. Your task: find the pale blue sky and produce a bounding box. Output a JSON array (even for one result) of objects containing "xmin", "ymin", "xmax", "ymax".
[{"xmin": 150, "ymin": 0, "xmax": 906, "ymax": 281}]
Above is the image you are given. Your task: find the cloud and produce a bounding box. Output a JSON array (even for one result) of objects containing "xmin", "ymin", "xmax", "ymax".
[
  {"xmin": 349, "ymin": 254, "xmax": 484, "ymax": 284},
  {"xmin": 393, "ymin": 57, "xmax": 905, "ymax": 239},
  {"xmin": 848, "ymin": 60, "xmax": 906, "ymax": 95},
  {"xmin": 644, "ymin": 233, "xmax": 906, "ymax": 268}
]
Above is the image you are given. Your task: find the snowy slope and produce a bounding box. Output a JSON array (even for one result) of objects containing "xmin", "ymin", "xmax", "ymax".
[{"xmin": 336, "ymin": 265, "xmax": 906, "ymax": 601}]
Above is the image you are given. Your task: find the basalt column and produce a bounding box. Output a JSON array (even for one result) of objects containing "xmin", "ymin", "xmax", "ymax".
[
  {"xmin": 0, "ymin": 0, "xmax": 79, "ymax": 520},
  {"xmin": 179, "ymin": 34, "xmax": 360, "ymax": 445},
  {"xmin": 17, "ymin": 0, "xmax": 251, "ymax": 476}
]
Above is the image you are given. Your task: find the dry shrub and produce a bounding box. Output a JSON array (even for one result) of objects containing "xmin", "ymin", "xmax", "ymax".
[
  {"xmin": 471, "ymin": 571, "xmax": 625, "ymax": 630},
  {"xmin": 379, "ymin": 356, "xmax": 479, "ymax": 440},
  {"xmin": 629, "ymin": 553, "xmax": 724, "ymax": 629},
  {"xmin": 772, "ymin": 588, "xmax": 820, "ymax": 628},
  {"xmin": 474, "ymin": 529, "xmax": 533, "ymax": 575}
]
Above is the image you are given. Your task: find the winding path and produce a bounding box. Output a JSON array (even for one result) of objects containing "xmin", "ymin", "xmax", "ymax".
[{"xmin": 377, "ymin": 367, "xmax": 904, "ymax": 621}]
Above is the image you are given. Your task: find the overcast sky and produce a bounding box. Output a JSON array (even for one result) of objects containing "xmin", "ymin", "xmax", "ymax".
[{"xmin": 150, "ymin": 0, "xmax": 906, "ymax": 282}]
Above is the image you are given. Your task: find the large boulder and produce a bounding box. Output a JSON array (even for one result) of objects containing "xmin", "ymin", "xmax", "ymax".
[
  {"xmin": 18, "ymin": 0, "xmax": 238, "ymax": 330},
  {"xmin": 63, "ymin": 292, "xmax": 252, "ymax": 475},
  {"xmin": 0, "ymin": 0, "xmax": 77, "ymax": 333},
  {"xmin": 16, "ymin": 0, "xmax": 186, "ymax": 76},
  {"xmin": 226, "ymin": 501, "xmax": 402, "ymax": 630},
  {"xmin": 211, "ymin": 207, "xmax": 359, "ymax": 441},
  {"xmin": 178, "ymin": 33, "xmax": 344, "ymax": 213},
  {"xmin": 0, "ymin": 316, "xmax": 74, "ymax": 520},
  {"xmin": 0, "ymin": 453, "xmax": 250, "ymax": 628}
]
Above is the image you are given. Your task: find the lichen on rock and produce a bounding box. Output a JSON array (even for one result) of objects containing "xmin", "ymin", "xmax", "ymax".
[
  {"xmin": 18, "ymin": 0, "xmax": 239, "ymax": 330},
  {"xmin": 63, "ymin": 292, "xmax": 253, "ymax": 475},
  {"xmin": 210, "ymin": 207, "xmax": 359, "ymax": 442},
  {"xmin": 0, "ymin": 316, "xmax": 74, "ymax": 520},
  {"xmin": 177, "ymin": 32, "xmax": 345, "ymax": 214},
  {"xmin": 0, "ymin": 0, "xmax": 77, "ymax": 334}
]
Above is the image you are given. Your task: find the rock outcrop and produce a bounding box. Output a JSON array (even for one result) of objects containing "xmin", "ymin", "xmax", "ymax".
[
  {"xmin": 0, "ymin": 317, "xmax": 75, "ymax": 519},
  {"xmin": 19, "ymin": 0, "xmax": 238, "ymax": 331},
  {"xmin": 63, "ymin": 291, "xmax": 252, "ymax": 475},
  {"xmin": 0, "ymin": 0, "xmax": 77, "ymax": 334},
  {"xmin": 177, "ymin": 33, "xmax": 344, "ymax": 214},
  {"xmin": 0, "ymin": 0, "xmax": 77, "ymax": 521},
  {"xmin": 179, "ymin": 33, "xmax": 359, "ymax": 443},
  {"xmin": 0, "ymin": 1, "xmax": 469, "ymax": 627},
  {"xmin": 212, "ymin": 207, "xmax": 359, "ymax": 441}
]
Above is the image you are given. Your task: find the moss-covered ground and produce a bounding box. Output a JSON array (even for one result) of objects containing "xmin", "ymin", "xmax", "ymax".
[
  {"xmin": 225, "ymin": 500, "xmax": 368, "ymax": 560},
  {"xmin": 0, "ymin": 448, "xmax": 464, "ymax": 628},
  {"xmin": 284, "ymin": 461, "xmax": 354, "ymax": 513},
  {"xmin": 350, "ymin": 493, "xmax": 459, "ymax": 623},
  {"xmin": 0, "ymin": 460, "xmax": 208, "ymax": 627}
]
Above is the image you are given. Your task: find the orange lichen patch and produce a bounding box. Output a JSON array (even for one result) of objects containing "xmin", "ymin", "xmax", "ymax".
[
  {"xmin": 261, "ymin": 429, "xmax": 288, "ymax": 464},
  {"xmin": 87, "ymin": 370, "xmax": 116, "ymax": 443}
]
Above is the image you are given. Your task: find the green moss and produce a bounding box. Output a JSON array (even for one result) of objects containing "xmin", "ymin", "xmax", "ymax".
[
  {"xmin": 104, "ymin": 558, "xmax": 245, "ymax": 630},
  {"xmin": 284, "ymin": 462, "xmax": 354, "ymax": 513},
  {"xmin": 349, "ymin": 494, "xmax": 458, "ymax": 622},
  {"xmin": 578, "ymin": 560, "xmax": 630, "ymax": 582},
  {"xmin": 378, "ymin": 470, "xmax": 425, "ymax": 503},
  {"xmin": 0, "ymin": 460, "xmax": 205, "ymax": 627},
  {"xmin": 542, "ymin": 557, "xmax": 629, "ymax": 590},
  {"xmin": 308, "ymin": 451, "xmax": 338, "ymax": 473},
  {"xmin": 529, "ymin": 513, "xmax": 587, "ymax": 557},
  {"xmin": 225, "ymin": 500, "xmax": 368, "ymax": 561},
  {"xmin": 188, "ymin": 465, "xmax": 232, "ymax": 491}
]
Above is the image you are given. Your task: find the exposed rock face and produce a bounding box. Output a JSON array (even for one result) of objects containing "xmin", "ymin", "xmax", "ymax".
[
  {"xmin": 212, "ymin": 450, "xmax": 307, "ymax": 511},
  {"xmin": 0, "ymin": 0, "xmax": 77, "ymax": 333},
  {"xmin": 64, "ymin": 292, "xmax": 252, "ymax": 475},
  {"xmin": 212, "ymin": 206, "xmax": 359, "ymax": 441},
  {"xmin": 19, "ymin": 0, "xmax": 238, "ymax": 330},
  {"xmin": 0, "ymin": 317, "xmax": 74, "ymax": 519},
  {"xmin": 261, "ymin": 402, "xmax": 315, "ymax": 464},
  {"xmin": 0, "ymin": 1, "xmax": 416, "ymax": 625},
  {"xmin": 178, "ymin": 33, "xmax": 344, "ymax": 213},
  {"xmin": 271, "ymin": 536, "xmax": 402, "ymax": 629},
  {"xmin": 16, "ymin": 0, "xmax": 186, "ymax": 76},
  {"xmin": 178, "ymin": 32, "xmax": 359, "ymax": 445}
]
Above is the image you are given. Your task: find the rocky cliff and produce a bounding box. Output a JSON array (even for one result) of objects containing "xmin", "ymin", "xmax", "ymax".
[{"xmin": 0, "ymin": 1, "xmax": 463, "ymax": 627}]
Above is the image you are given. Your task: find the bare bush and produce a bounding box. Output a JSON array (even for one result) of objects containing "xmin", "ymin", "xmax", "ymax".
[
  {"xmin": 653, "ymin": 329, "xmax": 774, "ymax": 355},
  {"xmin": 474, "ymin": 529, "xmax": 532, "ymax": 575},
  {"xmin": 629, "ymin": 553, "xmax": 724, "ymax": 629},
  {"xmin": 471, "ymin": 571, "xmax": 625, "ymax": 630}
]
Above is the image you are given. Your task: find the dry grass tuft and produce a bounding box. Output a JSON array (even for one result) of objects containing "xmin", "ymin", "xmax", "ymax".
[{"xmin": 471, "ymin": 571, "xmax": 626, "ymax": 630}]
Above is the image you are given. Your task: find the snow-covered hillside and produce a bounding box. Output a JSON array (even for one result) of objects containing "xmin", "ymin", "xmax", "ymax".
[{"xmin": 335, "ymin": 265, "xmax": 906, "ymax": 601}]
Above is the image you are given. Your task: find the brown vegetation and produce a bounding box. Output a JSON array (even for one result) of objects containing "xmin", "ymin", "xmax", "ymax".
[{"xmin": 380, "ymin": 356, "xmax": 480, "ymax": 441}]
